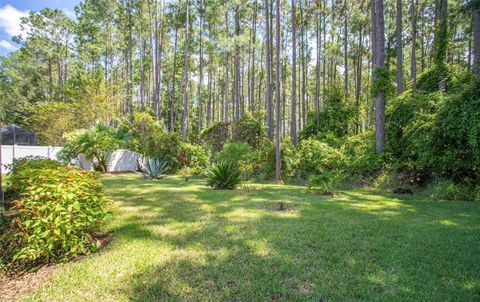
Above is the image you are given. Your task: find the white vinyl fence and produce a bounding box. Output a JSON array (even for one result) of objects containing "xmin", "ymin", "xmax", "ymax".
[
  {"xmin": 74, "ymin": 149, "xmax": 141, "ymax": 172},
  {"xmin": 1, "ymin": 145, "xmax": 62, "ymax": 173},
  {"xmin": 1, "ymin": 145, "xmax": 140, "ymax": 173}
]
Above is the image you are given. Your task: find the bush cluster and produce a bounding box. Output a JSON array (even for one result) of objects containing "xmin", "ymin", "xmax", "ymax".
[
  {"xmin": 7, "ymin": 156, "xmax": 62, "ymax": 195},
  {"xmin": 178, "ymin": 143, "xmax": 210, "ymax": 174},
  {"xmin": 201, "ymin": 122, "xmax": 231, "ymax": 153},
  {"xmin": 216, "ymin": 142, "xmax": 255, "ymax": 179},
  {"xmin": 296, "ymin": 138, "xmax": 344, "ymax": 178},
  {"xmin": 128, "ymin": 112, "xmax": 181, "ymax": 171},
  {"xmin": 299, "ymin": 87, "xmax": 356, "ymax": 141},
  {"xmin": 379, "ymin": 70, "xmax": 480, "ymax": 199},
  {"xmin": 2, "ymin": 158, "xmax": 109, "ymax": 272}
]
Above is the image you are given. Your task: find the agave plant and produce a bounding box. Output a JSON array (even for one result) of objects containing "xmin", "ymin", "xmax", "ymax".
[
  {"xmin": 140, "ymin": 157, "xmax": 169, "ymax": 179},
  {"xmin": 205, "ymin": 161, "xmax": 241, "ymax": 190}
]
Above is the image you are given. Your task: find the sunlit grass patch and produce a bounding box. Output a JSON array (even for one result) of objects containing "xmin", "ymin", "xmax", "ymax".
[{"xmin": 23, "ymin": 173, "xmax": 480, "ymax": 302}]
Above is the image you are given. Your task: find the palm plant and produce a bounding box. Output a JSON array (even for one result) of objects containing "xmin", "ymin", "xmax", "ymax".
[
  {"xmin": 205, "ymin": 161, "xmax": 241, "ymax": 190},
  {"xmin": 140, "ymin": 157, "xmax": 169, "ymax": 179},
  {"xmin": 59, "ymin": 123, "xmax": 131, "ymax": 173}
]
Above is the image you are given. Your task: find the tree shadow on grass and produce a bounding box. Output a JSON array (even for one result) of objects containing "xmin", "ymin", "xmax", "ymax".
[{"xmin": 102, "ymin": 174, "xmax": 480, "ymax": 301}]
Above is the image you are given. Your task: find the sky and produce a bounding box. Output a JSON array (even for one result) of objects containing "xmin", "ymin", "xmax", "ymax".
[{"xmin": 0, "ymin": 0, "xmax": 79, "ymax": 56}]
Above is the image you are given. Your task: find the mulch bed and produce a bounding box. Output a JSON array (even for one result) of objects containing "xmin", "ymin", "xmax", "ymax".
[{"xmin": 0, "ymin": 264, "xmax": 58, "ymax": 302}]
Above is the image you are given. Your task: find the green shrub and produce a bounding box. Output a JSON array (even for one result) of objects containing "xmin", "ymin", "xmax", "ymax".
[
  {"xmin": 128, "ymin": 112, "xmax": 182, "ymax": 170},
  {"xmin": 416, "ymin": 66, "xmax": 453, "ymax": 94},
  {"xmin": 296, "ymin": 138, "xmax": 344, "ymax": 179},
  {"xmin": 129, "ymin": 112, "xmax": 159, "ymax": 155},
  {"xmin": 6, "ymin": 156, "xmax": 62, "ymax": 176},
  {"xmin": 178, "ymin": 143, "xmax": 210, "ymax": 173},
  {"xmin": 372, "ymin": 169, "xmax": 404, "ymax": 190},
  {"xmin": 7, "ymin": 156, "xmax": 62, "ymax": 195},
  {"xmin": 342, "ymin": 130, "xmax": 383, "ymax": 175},
  {"xmin": 9, "ymin": 167, "xmax": 109, "ymax": 265},
  {"xmin": 299, "ymin": 87, "xmax": 356, "ymax": 141},
  {"xmin": 386, "ymin": 91, "xmax": 441, "ymax": 165},
  {"xmin": 231, "ymin": 112, "xmax": 266, "ymax": 147},
  {"xmin": 216, "ymin": 142, "xmax": 255, "ymax": 179},
  {"xmin": 201, "ymin": 122, "xmax": 231, "ymax": 153},
  {"xmin": 307, "ymin": 170, "xmax": 340, "ymax": 195},
  {"xmin": 253, "ymin": 138, "xmax": 297, "ymax": 181},
  {"xmin": 386, "ymin": 73, "xmax": 479, "ymax": 179},
  {"xmin": 429, "ymin": 81, "xmax": 480, "ymax": 176},
  {"xmin": 205, "ymin": 161, "xmax": 241, "ymax": 190},
  {"xmin": 0, "ymin": 215, "xmax": 24, "ymax": 272},
  {"xmin": 128, "ymin": 113, "xmax": 181, "ymax": 171},
  {"xmin": 432, "ymin": 180, "xmax": 466, "ymax": 201},
  {"xmin": 150, "ymin": 131, "xmax": 181, "ymax": 171}
]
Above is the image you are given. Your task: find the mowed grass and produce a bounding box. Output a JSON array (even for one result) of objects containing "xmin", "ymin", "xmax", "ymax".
[{"xmin": 25, "ymin": 174, "xmax": 480, "ymax": 301}]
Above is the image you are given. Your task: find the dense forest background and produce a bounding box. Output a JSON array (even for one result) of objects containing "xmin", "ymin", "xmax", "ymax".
[{"xmin": 0, "ymin": 0, "xmax": 479, "ymax": 192}]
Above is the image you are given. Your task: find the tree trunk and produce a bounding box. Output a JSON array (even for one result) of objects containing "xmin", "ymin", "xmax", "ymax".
[
  {"xmin": 265, "ymin": 0, "xmax": 274, "ymax": 139},
  {"xmin": 224, "ymin": 11, "xmax": 230, "ymax": 122},
  {"xmin": 157, "ymin": 0, "xmax": 165, "ymax": 121},
  {"xmin": 251, "ymin": 1, "xmax": 258, "ymax": 112},
  {"xmin": 435, "ymin": 0, "xmax": 448, "ymax": 92},
  {"xmin": 473, "ymin": 4, "xmax": 480, "ymax": 80},
  {"xmin": 274, "ymin": 0, "xmax": 282, "ymax": 181},
  {"xmin": 372, "ymin": 0, "xmax": 386, "ymax": 152},
  {"xmin": 148, "ymin": 0, "xmax": 157, "ymax": 116},
  {"xmin": 315, "ymin": 0, "xmax": 321, "ymax": 131},
  {"xmin": 234, "ymin": 7, "xmax": 241, "ymax": 121},
  {"xmin": 355, "ymin": 27, "xmax": 363, "ymax": 133},
  {"xmin": 290, "ymin": 0, "xmax": 298, "ymax": 146},
  {"xmin": 198, "ymin": 0, "xmax": 204, "ymax": 136},
  {"xmin": 411, "ymin": 0, "xmax": 417, "ymax": 93},
  {"xmin": 139, "ymin": 33, "xmax": 145, "ymax": 111},
  {"xmin": 207, "ymin": 64, "xmax": 212, "ymax": 127},
  {"xmin": 396, "ymin": 0, "xmax": 403, "ymax": 95},
  {"xmin": 170, "ymin": 27, "xmax": 178, "ymax": 131},
  {"xmin": 344, "ymin": 0, "xmax": 349, "ymax": 93},
  {"xmin": 300, "ymin": 0, "xmax": 306, "ymax": 130},
  {"xmin": 180, "ymin": 0, "xmax": 190, "ymax": 140},
  {"xmin": 322, "ymin": 0, "xmax": 326, "ymax": 101},
  {"xmin": 48, "ymin": 58, "xmax": 53, "ymax": 100},
  {"xmin": 127, "ymin": 0, "xmax": 134, "ymax": 121}
]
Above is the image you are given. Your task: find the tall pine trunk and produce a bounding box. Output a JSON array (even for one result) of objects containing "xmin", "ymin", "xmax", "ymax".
[
  {"xmin": 396, "ymin": 0, "xmax": 403, "ymax": 94},
  {"xmin": 344, "ymin": 0, "xmax": 348, "ymax": 93},
  {"xmin": 411, "ymin": 0, "xmax": 417, "ymax": 93},
  {"xmin": 180, "ymin": 0, "xmax": 190, "ymax": 139},
  {"xmin": 473, "ymin": 4, "xmax": 480, "ymax": 80},
  {"xmin": 234, "ymin": 7, "xmax": 241, "ymax": 121},
  {"xmin": 290, "ymin": 0, "xmax": 298, "ymax": 146},
  {"xmin": 224, "ymin": 11, "xmax": 230, "ymax": 122},
  {"xmin": 372, "ymin": 0, "xmax": 386, "ymax": 152},
  {"xmin": 274, "ymin": 0, "xmax": 282, "ymax": 181},
  {"xmin": 170, "ymin": 27, "xmax": 178, "ymax": 131},
  {"xmin": 315, "ymin": 0, "xmax": 321, "ymax": 131},
  {"xmin": 434, "ymin": 0, "xmax": 448, "ymax": 92},
  {"xmin": 265, "ymin": 0, "xmax": 274, "ymax": 139},
  {"xmin": 198, "ymin": 0, "xmax": 204, "ymax": 136}
]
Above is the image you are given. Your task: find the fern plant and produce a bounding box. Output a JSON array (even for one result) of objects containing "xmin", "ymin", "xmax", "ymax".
[
  {"xmin": 140, "ymin": 157, "xmax": 169, "ymax": 179},
  {"xmin": 205, "ymin": 161, "xmax": 241, "ymax": 190}
]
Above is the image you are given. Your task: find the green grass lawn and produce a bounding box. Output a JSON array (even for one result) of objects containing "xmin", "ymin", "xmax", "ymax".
[{"xmin": 24, "ymin": 174, "xmax": 480, "ymax": 301}]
